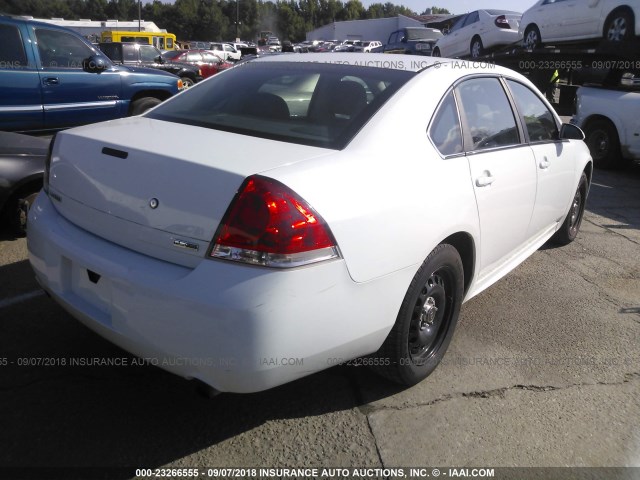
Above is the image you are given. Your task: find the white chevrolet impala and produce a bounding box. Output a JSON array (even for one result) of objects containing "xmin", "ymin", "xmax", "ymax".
[{"xmin": 28, "ymin": 53, "xmax": 592, "ymax": 394}]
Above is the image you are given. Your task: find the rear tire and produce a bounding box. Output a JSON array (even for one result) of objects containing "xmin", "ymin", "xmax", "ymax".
[
  {"xmin": 371, "ymin": 244, "xmax": 464, "ymax": 386},
  {"xmin": 130, "ymin": 97, "xmax": 162, "ymax": 116},
  {"xmin": 604, "ymin": 9, "xmax": 634, "ymax": 41},
  {"xmin": 524, "ymin": 25, "xmax": 541, "ymax": 49},
  {"xmin": 551, "ymin": 172, "xmax": 588, "ymax": 246},
  {"xmin": 470, "ymin": 37, "xmax": 484, "ymax": 58},
  {"xmin": 585, "ymin": 118, "xmax": 623, "ymax": 169}
]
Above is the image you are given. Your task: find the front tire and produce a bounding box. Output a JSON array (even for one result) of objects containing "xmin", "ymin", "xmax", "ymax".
[
  {"xmin": 372, "ymin": 244, "xmax": 464, "ymax": 386},
  {"xmin": 470, "ymin": 37, "xmax": 484, "ymax": 58},
  {"xmin": 432, "ymin": 47, "xmax": 441, "ymax": 57},
  {"xmin": 585, "ymin": 118, "xmax": 622, "ymax": 169},
  {"xmin": 129, "ymin": 97, "xmax": 162, "ymax": 116},
  {"xmin": 180, "ymin": 76, "xmax": 195, "ymax": 89},
  {"xmin": 551, "ymin": 172, "xmax": 588, "ymax": 245}
]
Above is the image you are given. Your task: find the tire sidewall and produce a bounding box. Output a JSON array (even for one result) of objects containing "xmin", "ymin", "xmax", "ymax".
[{"xmin": 394, "ymin": 245, "xmax": 464, "ymax": 385}]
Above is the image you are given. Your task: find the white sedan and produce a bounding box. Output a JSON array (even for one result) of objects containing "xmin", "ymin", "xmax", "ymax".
[
  {"xmin": 433, "ymin": 9, "xmax": 522, "ymax": 58},
  {"xmin": 520, "ymin": 0, "xmax": 639, "ymax": 48},
  {"xmin": 572, "ymin": 84, "xmax": 640, "ymax": 169},
  {"xmin": 28, "ymin": 53, "xmax": 592, "ymax": 394}
]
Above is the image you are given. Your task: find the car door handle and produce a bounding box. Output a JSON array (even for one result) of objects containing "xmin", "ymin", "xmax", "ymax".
[
  {"xmin": 43, "ymin": 77, "xmax": 59, "ymax": 86},
  {"xmin": 539, "ymin": 157, "xmax": 550, "ymax": 169},
  {"xmin": 475, "ymin": 172, "xmax": 495, "ymax": 187}
]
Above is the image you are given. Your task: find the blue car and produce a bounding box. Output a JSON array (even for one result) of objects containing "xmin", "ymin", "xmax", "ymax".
[{"xmin": 0, "ymin": 14, "xmax": 181, "ymax": 133}]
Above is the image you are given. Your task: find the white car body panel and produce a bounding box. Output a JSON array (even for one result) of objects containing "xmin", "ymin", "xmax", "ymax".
[
  {"xmin": 572, "ymin": 86, "xmax": 640, "ymax": 160},
  {"xmin": 435, "ymin": 10, "xmax": 522, "ymax": 58},
  {"xmin": 28, "ymin": 54, "xmax": 592, "ymax": 393},
  {"xmin": 519, "ymin": 0, "xmax": 640, "ymax": 44}
]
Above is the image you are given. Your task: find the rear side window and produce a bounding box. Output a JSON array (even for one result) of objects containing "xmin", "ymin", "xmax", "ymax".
[
  {"xmin": 147, "ymin": 61, "xmax": 415, "ymax": 150},
  {"xmin": 36, "ymin": 28, "xmax": 93, "ymax": 69},
  {"xmin": 139, "ymin": 46, "xmax": 159, "ymax": 62},
  {"xmin": 186, "ymin": 52, "xmax": 202, "ymax": 62},
  {"xmin": 429, "ymin": 92, "xmax": 463, "ymax": 156},
  {"xmin": 0, "ymin": 24, "xmax": 27, "ymax": 69},
  {"xmin": 506, "ymin": 80, "xmax": 558, "ymax": 142},
  {"xmin": 456, "ymin": 77, "xmax": 519, "ymax": 151},
  {"xmin": 122, "ymin": 44, "xmax": 137, "ymax": 62}
]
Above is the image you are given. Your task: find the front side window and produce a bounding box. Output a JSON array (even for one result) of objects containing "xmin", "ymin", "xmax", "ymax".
[
  {"xmin": 456, "ymin": 77, "xmax": 519, "ymax": 151},
  {"xmin": 429, "ymin": 92, "xmax": 463, "ymax": 156},
  {"xmin": 166, "ymin": 38, "xmax": 174, "ymax": 49},
  {"xmin": 507, "ymin": 80, "xmax": 558, "ymax": 142},
  {"xmin": 146, "ymin": 61, "xmax": 415, "ymax": 150},
  {"xmin": 0, "ymin": 24, "xmax": 27, "ymax": 69},
  {"xmin": 36, "ymin": 28, "xmax": 93, "ymax": 69}
]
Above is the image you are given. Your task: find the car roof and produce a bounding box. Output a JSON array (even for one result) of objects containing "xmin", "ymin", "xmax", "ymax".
[{"xmin": 252, "ymin": 52, "xmax": 516, "ymax": 75}]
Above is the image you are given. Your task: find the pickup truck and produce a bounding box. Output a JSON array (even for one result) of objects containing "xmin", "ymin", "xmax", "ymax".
[
  {"xmin": 572, "ymin": 76, "xmax": 640, "ymax": 169},
  {"xmin": 98, "ymin": 42, "xmax": 203, "ymax": 87},
  {"xmin": 0, "ymin": 15, "xmax": 181, "ymax": 133},
  {"xmin": 383, "ymin": 27, "xmax": 443, "ymax": 56}
]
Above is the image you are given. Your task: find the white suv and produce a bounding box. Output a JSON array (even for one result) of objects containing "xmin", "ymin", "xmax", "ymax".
[
  {"xmin": 572, "ymin": 78, "xmax": 640, "ymax": 169},
  {"xmin": 356, "ymin": 40, "xmax": 382, "ymax": 52},
  {"xmin": 208, "ymin": 42, "xmax": 241, "ymax": 62}
]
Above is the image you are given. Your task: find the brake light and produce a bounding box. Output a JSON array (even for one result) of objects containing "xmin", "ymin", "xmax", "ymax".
[
  {"xmin": 495, "ymin": 15, "xmax": 511, "ymax": 29},
  {"xmin": 209, "ymin": 175, "xmax": 340, "ymax": 268}
]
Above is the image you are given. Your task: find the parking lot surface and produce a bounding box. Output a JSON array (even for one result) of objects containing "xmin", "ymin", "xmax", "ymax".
[{"xmin": 0, "ymin": 164, "xmax": 639, "ymax": 472}]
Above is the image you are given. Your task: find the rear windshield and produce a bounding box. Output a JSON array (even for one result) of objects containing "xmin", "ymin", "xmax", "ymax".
[
  {"xmin": 485, "ymin": 10, "xmax": 519, "ymax": 15},
  {"xmin": 406, "ymin": 28, "xmax": 442, "ymax": 41},
  {"xmin": 146, "ymin": 61, "xmax": 415, "ymax": 149}
]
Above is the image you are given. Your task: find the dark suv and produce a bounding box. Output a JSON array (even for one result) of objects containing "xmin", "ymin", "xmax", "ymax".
[
  {"xmin": 383, "ymin": 27, "xmax": 443, "ymax": 56},
  {"xmin": 99, "ymin": 42, "xmax": 202, "ymax": 87},
  {"xmin": 0, "ymin": 15, "xmax": 181, "ymax": 133}
]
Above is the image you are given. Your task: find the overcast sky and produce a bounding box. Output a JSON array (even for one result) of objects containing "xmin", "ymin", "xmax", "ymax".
[{"xmin": 143, "ymin": 0, "xmax": 540, "ymax": 15}]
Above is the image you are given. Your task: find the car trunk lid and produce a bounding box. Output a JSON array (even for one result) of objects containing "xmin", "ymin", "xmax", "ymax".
[{"xmin": 48, "ymin": 117, "xmax": 331, "ymax": 267}]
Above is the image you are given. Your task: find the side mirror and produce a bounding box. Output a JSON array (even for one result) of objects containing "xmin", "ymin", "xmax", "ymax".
[
  {"xmin": 155, "ymin": 55, "xmax": 163, "ymax": 63},
  {"xmin": 400, "ymin": 37, "xmax": 407, "ymax": 43},
  {"xmin": 82, "ymin": 55, "xmax": 108, "ymax": 73},
  {"xmin": 559, "ymin": 123, "xmax": 585, "ymax": 140}
]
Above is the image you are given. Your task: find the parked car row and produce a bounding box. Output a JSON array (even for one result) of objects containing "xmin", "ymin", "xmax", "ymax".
[
  {"xmin": 304, "ymin": 3, "xmax": 638, "ymax": 60},
  {"xmin": 0, "ymin": 14, "xmax": 181, "ymax": 133}
]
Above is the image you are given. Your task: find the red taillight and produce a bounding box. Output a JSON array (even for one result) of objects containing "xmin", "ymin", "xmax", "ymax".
[
  {"xmin": 495, "ymin": 15, "xmax": 511, "ymax": 29},
  {"xmin": 209, "ymin": 175, "xmax": 340, "ymax": 267}
]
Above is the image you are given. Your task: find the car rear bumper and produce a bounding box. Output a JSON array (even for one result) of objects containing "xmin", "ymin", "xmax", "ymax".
[{"xmin": 28, "ymin": 193, "xmax": 411, "ymax": 392}]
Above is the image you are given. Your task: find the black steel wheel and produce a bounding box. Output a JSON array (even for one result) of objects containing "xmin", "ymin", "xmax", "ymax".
[
  {"xmin": 551, "ymin": 172, "xmax": 589, "ymax": 246},
  {"xmin": 371, "ymin": 244, "xmax": 464, "ymax": 386}
]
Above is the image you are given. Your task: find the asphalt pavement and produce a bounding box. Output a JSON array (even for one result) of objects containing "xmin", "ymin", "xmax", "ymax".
[{"xmin": 0, "ymin": 164, "xmax": 638, "ymax": 474}]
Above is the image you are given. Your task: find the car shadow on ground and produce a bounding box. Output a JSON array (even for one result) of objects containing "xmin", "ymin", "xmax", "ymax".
[{"xmin": 0, "ymin": 259, "xmax": 405, "ymax": 472}]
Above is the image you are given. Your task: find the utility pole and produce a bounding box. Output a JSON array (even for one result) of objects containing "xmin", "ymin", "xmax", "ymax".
[
  {"xmin": 138, "ymin": 0, "xmax": 142, "ymax": 31},
  {"xmin": 236, "ymin": 0, "xmax": 240, "ymax": 42}
]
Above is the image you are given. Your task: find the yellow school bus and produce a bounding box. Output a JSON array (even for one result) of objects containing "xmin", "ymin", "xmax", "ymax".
[{"xmin": 100, "ymin": 31, "xmax": 177, "ymax": 50}]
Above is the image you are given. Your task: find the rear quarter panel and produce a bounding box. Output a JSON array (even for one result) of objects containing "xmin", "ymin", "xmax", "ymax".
[{"xmin": 267, "ymin": 69, "xmax": 481, "ymax": 284}]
